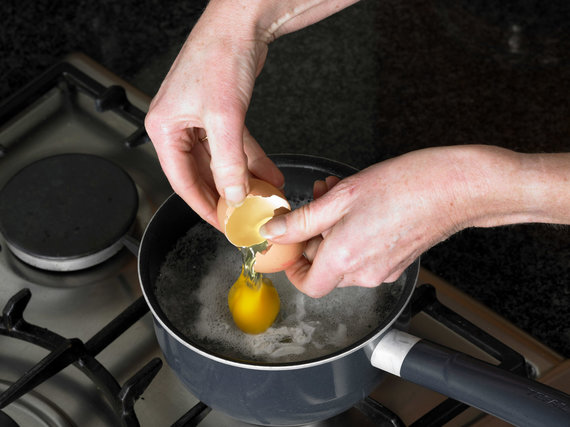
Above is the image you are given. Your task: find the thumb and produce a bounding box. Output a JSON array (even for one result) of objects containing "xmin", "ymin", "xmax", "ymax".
[
  {"xmin": 206, "ymin": 108, "xmax": 249, "ymax": 206},
  {"xmin": 260, "ymin": 193, "xmax": 347, "ymax": 244}
]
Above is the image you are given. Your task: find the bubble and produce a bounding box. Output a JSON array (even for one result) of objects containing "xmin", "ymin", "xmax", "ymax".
[{"xmin": 155, "ymin": 222, "xmax": 405, "ymax": 363}]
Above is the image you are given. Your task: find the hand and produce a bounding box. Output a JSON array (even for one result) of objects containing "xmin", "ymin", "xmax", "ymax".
[
  {"xmin": 261, "ymin": 145, "xmax": 569, "ymax": 297},
  {"xmin": 144, "ymin": 4, "xmax": 283, "ymax": 228},
  {"xmin": 145, "ymin": 0, "xmax": 362, "ymax": 227},
  {"xmin": 260, "ymin": 147, "xmax": 466, "ymax": 297}
]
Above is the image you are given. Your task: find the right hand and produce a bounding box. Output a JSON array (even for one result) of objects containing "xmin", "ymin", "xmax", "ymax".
[
  {"xmin": 145, "ymin": 4, "xmax": 283, "ymax": 228},
  {"xmin": 262, "ymin": 145, "xmax": 539, "ymax": 297}
]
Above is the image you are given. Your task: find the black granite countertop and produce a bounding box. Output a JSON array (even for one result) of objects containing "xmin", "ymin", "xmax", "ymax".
[{"xmin": 2, "ymin": 0, "xmax": 569, "ymax": 357}]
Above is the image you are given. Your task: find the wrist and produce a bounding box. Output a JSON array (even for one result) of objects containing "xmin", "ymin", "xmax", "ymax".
[
  {"xmin": 515, "ymin": 151, "xmax": 570, "ymax": 225},
  {"xmin": 205, "ymin": 0, "xmax": 359, "ymax": 42},
  {"xmin": 451, "ymin": 146, "xmax": 569, "ymax": 229}
]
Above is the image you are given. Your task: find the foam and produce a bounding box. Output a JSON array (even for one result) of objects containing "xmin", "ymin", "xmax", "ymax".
[{"xmin": 155, "ymin": 221, "xmax": 405, "ymax": 363}]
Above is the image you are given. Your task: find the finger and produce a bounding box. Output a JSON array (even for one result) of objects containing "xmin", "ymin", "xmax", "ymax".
[
  {"xmin": 191, "ymin": 130, "xmax": 216, "ymax": 191},
  {"xmin": 314, "ymin": 176, "xmax": 341, "ymax": 239},
  {"xmin": 243, "ymin": 128, "xmax": 284, "ymax": 189},
  {"xmin": 313, "ymin": 180, "xmax": 328, "ymax": 200},
  {"xmin": 260, "ymin": 181, "xmax": 353, "ymax": 244},
  {"xmin": 196, "ymin": 128, "xmax": 212, "ymax": 155},
  {"xmin": 153, "ymin": 133, "xmax": 219, "ymax": 227},
  {"xmin": 337, "ymin": 271, "xmax": 382, "ymax": 289},
  {"xmin": 290, "ymin": 216, "xmax": 392, "ymax": 296},
  {"xmin": 286, "ymin": 220, "xmax": 358, "ymax": 298},
  {"xmin": 336, "ymin": 255, "xmax": 414, "ymax": 287},
  {"xmin": 303, "ymin": 235, "xmax": 323, "ymax": 262},
  {"xmin": 325, "ymin": 175, "xmax": 341, "ymax": 190},
  {"xmin": 283, "ymin": 250, "xmax": 341, "ymax": 298},
  {"xmin": 314, "ymin": 176, "xmax": 340, "ymax": 200},
  {"xmin": 283, "ymin": 256, "xmax": 313, "ymax": 294},
  {"xmin": 205, "ymin": 104, "xmax": 249, "ymax": 206},
  {"xmin": 384, "ymin": 257, "xmax": 418, "ymax": 283},
  {"xmin": 384, "ymin": 267, "xmax": 406, "ymax": 283}
]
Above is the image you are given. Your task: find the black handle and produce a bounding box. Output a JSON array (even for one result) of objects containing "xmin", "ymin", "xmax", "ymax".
[{"xmin": 372, "ymin": 330, "xmax": 570, "ymax": 427}]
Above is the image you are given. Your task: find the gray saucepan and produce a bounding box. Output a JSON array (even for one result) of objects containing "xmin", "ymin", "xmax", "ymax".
[{"xmin": 139, "ymin": 154, "xmax": 570, "ymax": 426}]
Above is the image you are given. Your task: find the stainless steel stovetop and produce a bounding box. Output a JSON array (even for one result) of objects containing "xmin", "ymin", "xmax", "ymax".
[{"xmin": 0, "ymin": 53, "xmax": 567, "ymax": 427}]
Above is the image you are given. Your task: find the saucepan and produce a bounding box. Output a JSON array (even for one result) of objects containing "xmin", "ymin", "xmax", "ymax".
[{"xmin": 139, "ymin": 154, "xmax": 570, "ymax": 426}]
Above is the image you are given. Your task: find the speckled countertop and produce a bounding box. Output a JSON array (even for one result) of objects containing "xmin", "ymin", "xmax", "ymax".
[{"xmin": 2, "ymin": 0, "xmax": 569, "ymax": 356}]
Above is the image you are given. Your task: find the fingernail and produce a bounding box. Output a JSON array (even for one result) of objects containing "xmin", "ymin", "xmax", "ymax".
[
  {"xmin": 260, "ymin": 217, "xmax": 287, "ymax": 239},
  {"xmin": 224, "ymin": 185, "xmax": 246, "ymax": 207}
]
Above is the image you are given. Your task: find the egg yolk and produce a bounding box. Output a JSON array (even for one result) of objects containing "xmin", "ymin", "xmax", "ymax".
[{"xmin": 228, "ymin": 270, "xmax": 280, "ymax": 335}]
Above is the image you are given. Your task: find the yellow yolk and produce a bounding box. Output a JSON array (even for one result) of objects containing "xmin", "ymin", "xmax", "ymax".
[{"xmin": 228, "ymin": 271, "xmax": 280, "ymax": 334}]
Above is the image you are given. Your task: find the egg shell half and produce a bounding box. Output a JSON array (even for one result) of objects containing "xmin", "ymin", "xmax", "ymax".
[{"xmin": 217, "ymin": 178, "xmax": 306, "ymax": 273}]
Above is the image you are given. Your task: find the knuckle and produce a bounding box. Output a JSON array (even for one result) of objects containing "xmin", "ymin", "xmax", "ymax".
[
  {"xmin": 169, "ymin": 181, "xmax": 183, "ymax": 195},
  {"xmin": 294, "ymin": 204, "xmax": 314, "ymax": 234},
  {"xmin": 144, "ymin": 105, "xmax": 183, "ymax": 143},
  {"xmin": 334, "ymin": 245, "xmax": 354, "ymax": 268},
  {"xmin": 341, "ymin": 268, "xmax": 384, "ymax": 288},
  {"xmin": 282, "ymin": 204, "xmax": 312, "ymax": 238},
  {"xmin": 169, "ymin": 179, "xmax": 193, "ymax": 199},
  {"xmin": 204, "ymin": 102, "xmax": 246, "ymax": 135},
  {"xmin": 203, "ymin": 107, "xmax": 226, "ymax": 130},
  {"xmin": 359, "ymin": 270, "xmax": 384, "ymax": 288},
  {"xmin": 329, "ymin": 178, "xmax": 359, "ymax": 204},
  {"xmin": 303, "ymin": 286, "xmax": 326, "ymax": 299},
  {"xmin": 211, "ymin": 155, "xmax": 247, "ymax": 180},
  {"xmin": 327, "ymin": 237, "xmax": 359, "ymax": 272},
  {"xmin": 144, "ymin": 110, "xmax": 162, "ymax": 139}
]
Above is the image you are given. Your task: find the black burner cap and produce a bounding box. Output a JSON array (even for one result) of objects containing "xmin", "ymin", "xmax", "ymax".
[{"xmin": 0, "ymin": 154, "xmax": 138, "ymax": 270}]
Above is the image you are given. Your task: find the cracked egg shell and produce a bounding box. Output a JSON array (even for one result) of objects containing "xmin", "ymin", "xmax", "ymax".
[{"xmin": 217, "ymin": 178, "xmax": 305, "ymax": 273}]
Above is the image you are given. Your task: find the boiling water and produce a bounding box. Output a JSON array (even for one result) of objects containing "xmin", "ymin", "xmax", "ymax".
[{"xmin": 155, "ymin": 222, "xmax": 405, "ymax": 363}]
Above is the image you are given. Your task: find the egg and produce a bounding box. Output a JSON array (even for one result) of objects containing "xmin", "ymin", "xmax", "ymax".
[
  {"xmin": 217, "ymin": 178, "xmax": 305, "ymax": 273},
  {"xmin": 227, "ymin": 271, "xmax": 280, "ymax": 334}
]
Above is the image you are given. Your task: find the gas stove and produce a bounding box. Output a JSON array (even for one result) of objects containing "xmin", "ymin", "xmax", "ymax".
[{"xmin": 0, "ymin": 53, "xmax": 568, "ymax": 427}]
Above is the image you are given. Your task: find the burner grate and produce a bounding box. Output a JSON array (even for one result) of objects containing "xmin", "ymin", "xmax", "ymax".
[
  {"xmin": 172, "ymin": 402, "xmax": 212, "ymax": 427},
  {"xmin": 0, "ymin": 289, "xmax": 163, "ymax": 427},
  {"xmin": 0, "ymin": 62, "xmax": 150, "ymax": 151},
  {"xmin": 354, "ymin": 397, "xmax": 406, "ymax": 427}
]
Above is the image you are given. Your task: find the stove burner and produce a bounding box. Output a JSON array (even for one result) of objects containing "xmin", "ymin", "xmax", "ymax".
[{"xmin": 0, "ymin": 154, "xmax": 138, "ymax": 271}]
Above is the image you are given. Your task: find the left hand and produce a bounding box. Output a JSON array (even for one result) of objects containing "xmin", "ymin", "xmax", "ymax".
[{"xmin": 145, "ymin": 3, "xmax": 283, "ymax": 228}]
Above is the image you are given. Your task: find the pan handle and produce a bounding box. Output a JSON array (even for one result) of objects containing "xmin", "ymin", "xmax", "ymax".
[{"xmin": 371, "ymin": 330, "xmax": 570, "ymax": 427}]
